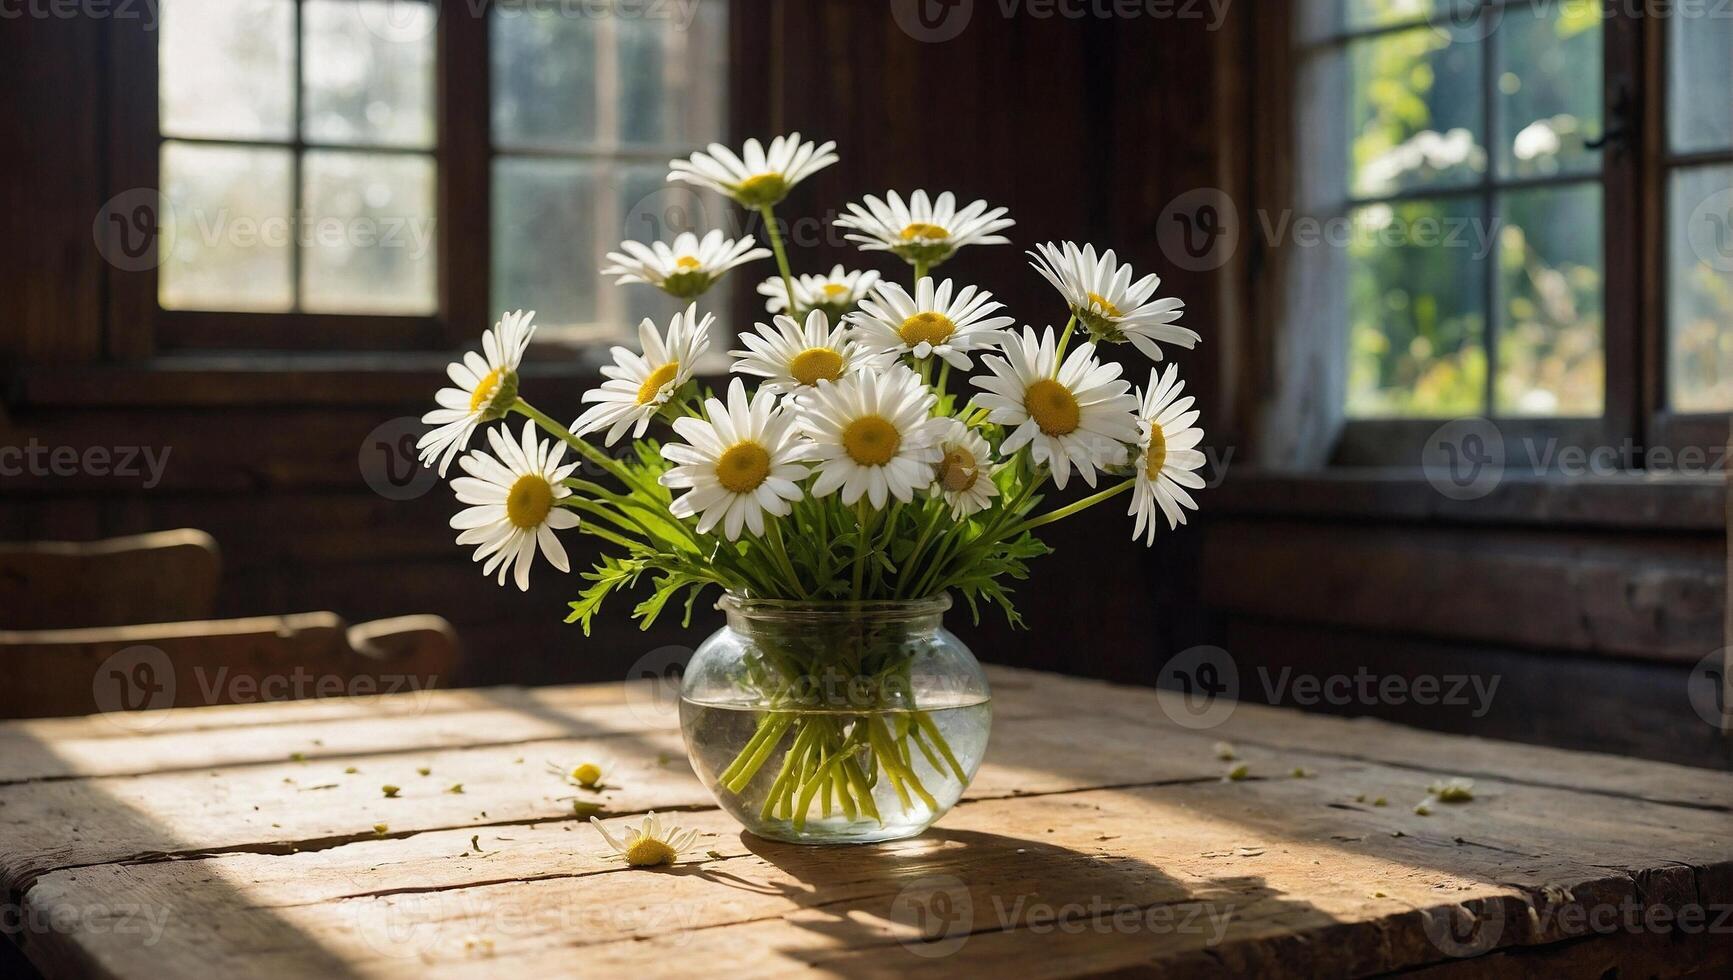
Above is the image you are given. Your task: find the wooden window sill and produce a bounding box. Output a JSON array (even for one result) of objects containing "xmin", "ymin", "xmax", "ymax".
[{"xmin": 1213, "ymin": 467, "xmax": 1725, "ymax": 531}]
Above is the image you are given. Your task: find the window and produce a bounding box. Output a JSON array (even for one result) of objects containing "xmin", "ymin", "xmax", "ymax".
[
  {"xmin": 1285, "ymin": 0, "xmax": 1732, "ymax": 462},
  {"xmin": 1664, "ymin": 12, "xmax": 1733, "ymax": 413},
  {"xmin": 158, "ymin": 0, "xmax": 438, "ymax": 315},
  {"xmin": 134, "ymin": 0, "xmax": 728, "ymax": 350},
  {"xmin": 490, "ymin": 2, "xmax": 727, "ymax": 345}
]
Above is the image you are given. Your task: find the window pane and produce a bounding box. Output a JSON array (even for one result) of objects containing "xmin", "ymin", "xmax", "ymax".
[
  {"xmin": 1348, "ymin": 26, "xmax": 1485, "ymax": 199},
  {"xmin": 300, "ymin": 151, "xmax": 437, "ymax": 314},
  {"xmin": 491, "ymin": 9, "xmax": 598, "ymax": 150},
  {"xmin": 160, "ymin": 0, "xmax": 294, "ymax": 141},
  {"xmin": 1494, "ymin": 183, "xmax": 1604, "ymax": 417},
  {"xmin": 617, "ymin": 17, "xmax": 669, "ymax": 146},
  {"xmin": 1669, "ymin": 165, "xmax": 1733, "ymax": 412},
  {"xmin": 1346, "ymin": 0, "xmax": 1440, "ymax": 31},
  {"xmin": 1669, "ymin": 10, "xmax": 1733, "ymax": 154},
  {"xmin": 160, "ymin": 142, "xmax": 295, "ymax": 311},
  {"xmin": 493, "ymin": 157, "xmax": 601, "ymax": 329},
  {"xmin": 1346, "ymin": 198, "xmax": 1488, "ymax": 417},
  {"xmin": 303, "ymin": 0, "xmax": 436, "ymax": 149},
  {"xmin": 1494, "ymin": 0, "xmax": 1602, "ymax": 179}
]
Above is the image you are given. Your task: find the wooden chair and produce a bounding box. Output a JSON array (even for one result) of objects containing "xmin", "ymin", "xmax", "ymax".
[
  {"xmin": 0, "ymin": 529, "xmax": 462, "ymax": 719},
  {"xmin": 0, "ymin": 529, "xmax": 221, "ymax": 630},
  {"xmin": 0, "ymin": 613, "xmax": 460, "ymax": 719}
]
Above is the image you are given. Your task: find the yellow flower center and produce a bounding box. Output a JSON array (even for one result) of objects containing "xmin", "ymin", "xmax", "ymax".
[
  {"xmin": 716, "ymin": 441, "xmax": 772, "ymax": 494},
  {"xmin": 624, "ymin": 837, "xmax": 678, "ymax": 867},
  {"xmin": 1086, "ymin": 291, "xmax": 1124, "ymax": 318},
  {"xmin": 734, "ymin": 172, "xmax": 789, "ymax": 205},
  {"xmin": 821, "ymin": 282, "xmax": 848, "ymax": 297},
  {"xmin": 938, "ymin": 445, "xmax": 980, "ymax": 493},
  {"xmin": 1026, "ymin": 379, "xmax": 1081, "ymax": 436},
  {"xmin": 572, "ymin": 763, "xmax": 603, "ymax": 787},
  {"xmin": 469, "ymin": 368, "xmax": 504, "ymax": 413},
  {"xmin": 841, "ymin": 415, "xmax": 901, "ymax": 467},
  {"xmin": 505, "ymin": 475, "xmax": 554, "ymax": 529},
  {"xmin": 1143, "ymin": 425, "xmax": 1168, "ymax": 480},
  {"xmin": 789, "ymin": 347, "xmax": 845, "ymax": 386},
  {"xmin": 636, "ymin": 361, "xmax": 681, "ymax": 405},
  {"xmin": 899, "ymin": 222, "xmax": 950, "ymax": 241},
  {"xmin": 674, "ymin": 255, "xmax": 701, "ymax": 270},
  {"xmin": 898, "ymin": 312, "xmax": 956, "ymax": 348}
]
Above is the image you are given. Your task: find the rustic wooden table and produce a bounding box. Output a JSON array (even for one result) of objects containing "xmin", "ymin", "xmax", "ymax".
[{"xmin": 2, "ymin": 666, "xmax": 1730, "ymax": 978}]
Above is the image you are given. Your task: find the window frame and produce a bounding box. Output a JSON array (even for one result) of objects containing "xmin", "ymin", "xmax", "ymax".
[
  {"xmin": 104, "ymin": 0, "xmax": 740, "ymax": 358},
  {"xmin": 1274, "ymin": 0, "xmax": 1730, "ymax": 469}
]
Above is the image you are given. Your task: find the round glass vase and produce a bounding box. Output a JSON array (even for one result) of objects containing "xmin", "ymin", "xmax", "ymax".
[{"xmin": 679, "ymin": 594, "xmax": 991, "ymax": 844}]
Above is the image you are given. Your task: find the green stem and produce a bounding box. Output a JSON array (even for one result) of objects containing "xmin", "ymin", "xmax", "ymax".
[
  {"xmin": 759, "ymin": 204, "xmax": 799, "ymax": 316},
  {"xmin": 1007, "ymin": 478, "xmax": 1136, "ymax": 537},
  {"xmin": 913, "ymin": 258, "xmax": 929, "ymax": 288},
  {"xmin": 1053, "ymin": 314, "xmax": 1078, "ymax": 372}
]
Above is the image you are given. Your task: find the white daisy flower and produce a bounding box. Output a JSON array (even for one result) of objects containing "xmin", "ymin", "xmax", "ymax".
[
  {"xmin": 730, "ymin": 309, "xmax": 888, "ymax": 395},
  {"xmin": 971, "ymin": 327, "xmax": 1141, "ymax": 491},
  {"xmin": 601, "ymin": 230, "xmax": 770, "ymax": 300},
  {"xmin": 1129, "ymin": 365, "xmax": 1207, "ymax": 544},
  {"xmin": 660, "ymin": 379, "xmax": 809, "ymax": 541},
  {"xmin": 929, "ymin": 418, "xmax": 1000, "ymax": 520},
  {"xmin": 591, "ymin": 812, "xmax": 700, "ymax": 867},
  {"xmin": 835, "ymin": 189, "xmax": 1014, "ymax": 268},
  {"xmin": 416, "ymin": 310, "xmax": 537, "ymax": 476},
  {"xmin": 1028, "ymin": 241, "xmax": 1200, "ymax": 361},
  {"xmin": 449, "ymin": 420, "xmax": 581, "ymax": 592},
  {"xmin": 757, "ymin": 264, "xmax": 881, "ymax": 320},
  {"xmin": 797, "ymin": 367, "xmax": 944, "ymax": 509},
  {"xmin": 846, "ymin": 277, "xmax": 1015, "ymax": 369},
  {"xmin": 667, "ymin": 132, "xmax": 838, "ymax": 208},
  {"xmin": 572, "ymin": 303, "xmax": 714, "ymax": 446},
  {"xmin": 546, "ymin": 758, "xmax": 611, "ymax": 789}
]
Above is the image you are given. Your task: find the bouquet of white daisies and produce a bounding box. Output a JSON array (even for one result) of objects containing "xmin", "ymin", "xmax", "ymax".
[{"xmin": 412, "ymin": 133, "xmax": 1208, "ymax": 631}]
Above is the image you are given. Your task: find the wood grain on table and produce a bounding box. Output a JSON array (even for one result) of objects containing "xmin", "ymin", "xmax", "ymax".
[{"xmin": 2, "ymin": 667, "xmax": 1731, "ymax": 978}]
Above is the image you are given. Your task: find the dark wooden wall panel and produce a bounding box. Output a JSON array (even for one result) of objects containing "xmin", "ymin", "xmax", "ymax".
[{"xmin": 0, "ymin": 13, "xmax": 107, "ymax": 364}]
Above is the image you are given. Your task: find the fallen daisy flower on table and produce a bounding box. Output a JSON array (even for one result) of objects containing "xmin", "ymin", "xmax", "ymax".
[
  {"xmin": 592, "ymin": 812, "xmax": 700, "ymax": 867},
  {"xmin": 547, "ymin": 759, "xmax": 611, "ymax": 790}
]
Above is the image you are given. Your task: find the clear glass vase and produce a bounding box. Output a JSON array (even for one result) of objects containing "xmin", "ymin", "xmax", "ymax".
[{"xmin": 679, "ymin": 593, "xmax": 992, "ymax": 844}]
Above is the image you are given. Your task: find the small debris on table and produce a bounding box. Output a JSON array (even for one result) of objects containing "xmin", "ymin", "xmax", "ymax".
[
  {"xmin": 1225, "ymin": 763, "xmax": 1249, "ymax": 781},
  {"xmin": 1214, "ymin": 741, "xmax": 1237, "ymax": 761},
  {"xmin": 381, "ymin": 785, "xmax": 401, "ymax": 798}
]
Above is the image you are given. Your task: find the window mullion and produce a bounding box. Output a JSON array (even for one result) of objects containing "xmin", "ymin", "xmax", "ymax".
[{"xmin": 290, "ymin": 0, "xmax": 305, "ymax": 313}]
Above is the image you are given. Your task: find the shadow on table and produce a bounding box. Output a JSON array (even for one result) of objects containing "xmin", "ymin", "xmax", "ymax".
[{"xmin": 679, "ymin": 826, "xmax": 1321, "ymax": 974}]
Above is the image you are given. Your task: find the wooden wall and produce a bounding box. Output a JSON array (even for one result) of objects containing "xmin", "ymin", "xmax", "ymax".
[
  {"xmin": 0, "ymin": 2, "xmax": 1232, "ymax": 689},
  {"xmin": 3, "ymin": 2, "xmax": 1726, "ymax": 770}
]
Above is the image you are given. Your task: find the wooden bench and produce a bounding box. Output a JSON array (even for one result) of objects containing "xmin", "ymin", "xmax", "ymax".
[{"xmin": 1, "ymin": 665, "xmax": 1729, "ymax": 977}]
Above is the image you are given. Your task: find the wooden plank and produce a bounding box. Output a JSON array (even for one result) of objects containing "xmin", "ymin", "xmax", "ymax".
[
  {"xmin": 1213, "ymin": 469, "xmax": 1727, "ymax": 532},
  {"xmin": 1220, "ymin": 619, "xmax": 1733, "ymax": 769},
  {"xmin": 1203, "ymin": 519, "xmax": 1725, "ymax": 663},
  {"xmin": 986, "ymin": 666, "xmax": 1733, "ymax": 810},
  {"xmin": 17, "ymin": 757, "xmax": 1733, "ymax": 978}
]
